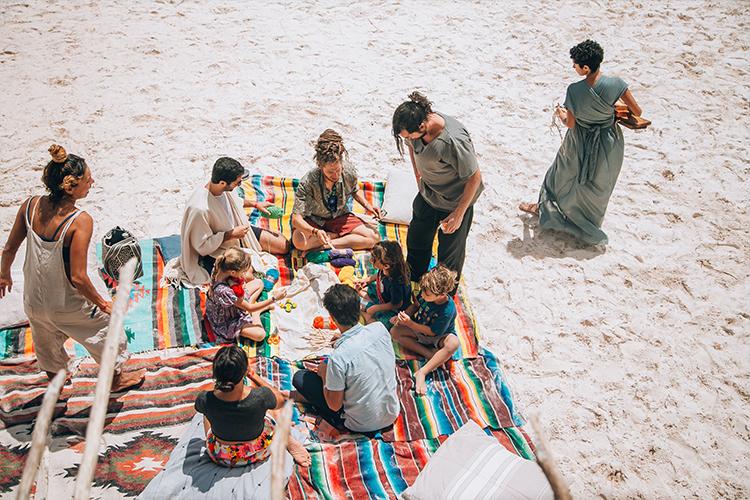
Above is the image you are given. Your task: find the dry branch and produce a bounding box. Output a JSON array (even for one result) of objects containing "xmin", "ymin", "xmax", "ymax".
[
  {"xmin": 270, "ymin": 400, "xmax": 293, "ymax": 500},
  {"xmin": 529, "ymin": 413, "xmax": 572, "ymax": 500},
  {"xmin": 73, "ymin": 258, "xmax": 136, "ymax": 500},
  {"xmin": 16, "ymin": 369, "xmax": 67, "ymax": 500}
]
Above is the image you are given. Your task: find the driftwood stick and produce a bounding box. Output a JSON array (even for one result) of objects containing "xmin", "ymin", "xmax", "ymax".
[
  {"xmin": 270, "ymin": 400, "xmax": 293, "ymax": 500},
  {"xmin": 529, "ymin": 414, "xmax": 572, "ymax": 500},
  {"xmin": 73, "ymin": 258, "xmax": 136, "ymax": 500},
  {"xmin": 16, "ymin": 369, "xmax": 67, "ymax": 500}
]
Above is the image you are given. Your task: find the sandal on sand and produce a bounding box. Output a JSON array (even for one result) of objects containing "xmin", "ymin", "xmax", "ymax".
[{"xmin": 518, "ymin": 202, "xmax": 539, "ymax": 215}]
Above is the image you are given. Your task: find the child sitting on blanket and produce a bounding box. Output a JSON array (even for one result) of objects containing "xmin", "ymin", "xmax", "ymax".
[
  {"xmin": 195, "ymin": 345, "xmax": 311, "ymax": 467},
  {"xmin": 355, "ymin": 241, "xmax": 411, "ymax": 328},
  {"xmin": 205, "ymin": 248, "xmax": 285, "ymax": 343},
  {"xmin": 390, "ymin": 265, "xmax": 459, "ymax": 395}
]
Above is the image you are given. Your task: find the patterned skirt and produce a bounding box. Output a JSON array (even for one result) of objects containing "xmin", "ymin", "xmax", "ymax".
[{"xmin": 206, "ymin": 415, "xmax": 275, "ymax": 467}]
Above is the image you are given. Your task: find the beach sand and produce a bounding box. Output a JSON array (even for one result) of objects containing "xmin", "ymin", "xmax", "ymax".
[{"xmin": 1, "ymin": 1, "xmax": 748, "ymax": 497}]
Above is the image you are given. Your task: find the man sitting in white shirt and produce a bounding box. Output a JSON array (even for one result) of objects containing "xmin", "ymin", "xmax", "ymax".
[{"xmin": 168, "ymin": 157, "xmax": 289, "ymax": 287}]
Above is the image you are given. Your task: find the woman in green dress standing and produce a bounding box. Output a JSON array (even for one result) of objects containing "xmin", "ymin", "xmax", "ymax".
[{"xmin": 520, "ymin": 39, "xmax": 642, "ymax": 245}]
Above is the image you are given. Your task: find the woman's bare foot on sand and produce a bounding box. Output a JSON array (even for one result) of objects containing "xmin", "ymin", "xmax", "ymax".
[
  {"xmin": 111, "ymin": 368, "xmax": 146, "ymax": 392},
  {"xmin": 287, "ymin": 439, "xmax": 311, "ymax": 467},
  {"xmin": 414, "ymin": 370, "xmax": 428, "ymax": 396},
  {"xmin": 519, "ymin": 202, "xmax": 539, "ymax": 215}
]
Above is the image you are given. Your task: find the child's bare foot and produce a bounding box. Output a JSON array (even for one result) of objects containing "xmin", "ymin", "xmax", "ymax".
[
  {"xmin": 111, "ymin": 368, "xmax": 146, "ymax": 392},
  {"xmin": 518, "ymin": 202, "xmax": 539, "ymax": 215},
  {"xmin": 287, "ymin": 439, "xmax": 311, "ymax": 467},
  {"xmin": 414, "ymin": 370, "xmax": 428, "ymax": 396}
]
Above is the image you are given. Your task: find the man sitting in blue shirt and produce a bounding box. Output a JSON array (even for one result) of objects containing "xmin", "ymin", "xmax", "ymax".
[{"xmin": 291, "ymin": 284, "xmax": 400, "ymax": 437}]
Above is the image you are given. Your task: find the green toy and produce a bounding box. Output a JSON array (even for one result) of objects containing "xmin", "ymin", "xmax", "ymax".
[{"xmin": 261, "ymin": 205, "xmax": 284, "ymax": 219}]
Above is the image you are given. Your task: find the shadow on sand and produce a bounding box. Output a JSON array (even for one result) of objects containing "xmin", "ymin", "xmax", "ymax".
[{"xmin": 507, "ymin": 215, "xmax": 606, "ymax": 261}]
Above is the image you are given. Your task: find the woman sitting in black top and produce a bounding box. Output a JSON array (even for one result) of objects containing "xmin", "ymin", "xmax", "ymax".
[{"xmin": 195, "ymin": 345, "xmax": 311, "ymax": 468}]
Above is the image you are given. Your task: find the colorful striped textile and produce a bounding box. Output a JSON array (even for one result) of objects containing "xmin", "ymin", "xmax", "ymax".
[
  {"xmin": 0, "ymin": 347, "xmax": 217, "ymax": 433},
  {"xmin": 383, "ymin": 347, "xmax": 525, "ymax": 442},
  {"xmin": 0, "ymin": 346, "xmax": 533, "ymax": 498},
  {"xmin": 241, "ymin": 173, "xmax": 478, "ymax": 360},
  {"xmin": 241, "ymin": 174, "xmax": 428, "ymax": 282},
  {"xmin": 0, "ymin": 343, "xmax": 521, "ymax": 443},
  {"xmin": 242, "ymin": 175, "xmax": 407, "ymax": 252},
  {"xmin": 0, "ymin": 239, "xmax": 207, "ymax": 361},
  {"xmin": 287, "ymin": 427, "xmax": 535, "ymax": 499}
]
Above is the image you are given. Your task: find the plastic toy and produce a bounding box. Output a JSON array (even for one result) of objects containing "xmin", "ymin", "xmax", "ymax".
[
  {"xmin": 313, "ymin": 316, "xmax": 337, "ymax": 329},
  {"xmin": 280, "ymin": 300, "xmax": 297, "ymax": 313}
]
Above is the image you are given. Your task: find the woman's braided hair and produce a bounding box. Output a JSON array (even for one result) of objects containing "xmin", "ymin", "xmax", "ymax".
[
  {"xmin": 314, "ymin": 129, "xmax": 348, "ymax": 167},
  {"xmin": 42, "ymin": 144, "xmax": 87, "ymax": 202},
  {"xmin": 392, "ymin": 91, "xmax": 433, "ymax": 155}
]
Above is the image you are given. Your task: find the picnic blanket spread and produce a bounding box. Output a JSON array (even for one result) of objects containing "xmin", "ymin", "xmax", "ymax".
[
  {"xmin": 0, "ymin": 174, "xmax": 530, "ymax": 498},
  {"xmin": 0, "ymin": 174, "xmax": 458, "ymax": 361},
  {"xmin": 0, "ymin": 345, "xmax": 531, "ymax": 498},
  {"xmin": 0, "ymin": 239, "xmax": 207, "ymax": 360}
]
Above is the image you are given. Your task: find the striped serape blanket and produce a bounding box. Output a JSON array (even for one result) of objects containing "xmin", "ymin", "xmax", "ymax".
[
  {"xmin": 0, "ymin": 347, "xmax": 217, "ymax": 434},
  {"xmin": 288, "ymin": 426, "xmax": 535, "ymax": 499},
  {"xmin": 0, "ymin": 239, "xmax": 206, "ymax": 360},
  {"xmin": 0, "ymin": 345, "xmax": 530, "ymax": 497},
  {"xmin": 240, "ymin": 174, "xmax": 413, "ymax": 269}
]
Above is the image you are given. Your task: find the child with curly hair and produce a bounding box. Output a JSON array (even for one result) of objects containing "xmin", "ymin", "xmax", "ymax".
[
  {"xmin": 390, "ymin": 265, "xmax": 459, "ymax": 395},
  {"xmin": 356, "ymin": 240, "xmax": 411, "ymax": 328}
]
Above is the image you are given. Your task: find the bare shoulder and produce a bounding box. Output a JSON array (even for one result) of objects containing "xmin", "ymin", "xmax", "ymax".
[{"xmin": 69, "ymin": 211, "xmax": 94, "ymax": 235}]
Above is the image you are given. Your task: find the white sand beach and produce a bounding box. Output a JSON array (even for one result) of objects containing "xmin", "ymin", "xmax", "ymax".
[{"xmin": 1, "ymin": 1, "xmax": 748, "ymax": 498}]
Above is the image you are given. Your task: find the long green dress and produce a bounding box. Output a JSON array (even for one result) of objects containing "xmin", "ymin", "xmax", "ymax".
[{"xmin": 538, "ymin": 75, "xmax": 628, "ymax": 245}]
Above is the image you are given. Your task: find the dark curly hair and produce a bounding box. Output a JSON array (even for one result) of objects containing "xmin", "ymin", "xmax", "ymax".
[
  {"xmin": 314, "ymin": 129, "xmax": 348, "ymax": 167},
  {"xmin": 371, "ymin": 240, "xmax": 409, "ymax": 285},
  {"xmin": 570, "ymin": 39, "xmax": 604, "ymax": 74},
  {"xmin": 42, "ymin": 144, "xmax": 87, "ymax": 203},
  {"xmin": 392, "ymin": 91, "xmax": 433, "ymax": 156},
  {"xmin": 212, "ymin": 345, "xmax": 248, "ymax": 393}
]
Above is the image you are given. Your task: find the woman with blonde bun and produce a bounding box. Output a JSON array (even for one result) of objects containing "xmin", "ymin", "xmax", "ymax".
[{"xmin": 0, "ymin": 145, "xmax": 145, "ymax": 391}]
